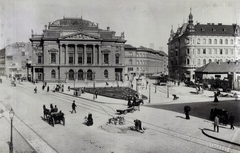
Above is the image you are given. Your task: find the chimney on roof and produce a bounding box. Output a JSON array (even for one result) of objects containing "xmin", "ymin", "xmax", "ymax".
[{"xmin": 107, "ymin": 27, "xmax": 110, "ymax": 31}]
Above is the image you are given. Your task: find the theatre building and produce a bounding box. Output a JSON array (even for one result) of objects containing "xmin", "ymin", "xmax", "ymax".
[{"xmin": 30, "ymin": 17, "xmax": 126, "ymax": 83}]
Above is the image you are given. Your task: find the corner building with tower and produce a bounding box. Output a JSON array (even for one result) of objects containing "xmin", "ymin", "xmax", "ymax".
[
  {"xmin": 30, "ymin": 17, "xmax": 126, "ymax": 83},
  {"xmin": 168, "ymin": 10, "xmax": 240, "ymax": 82}
]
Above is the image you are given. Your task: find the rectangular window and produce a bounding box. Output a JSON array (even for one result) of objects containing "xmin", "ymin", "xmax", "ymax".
[
  {"xmin": 69, "ymin": 53, "xmax": 74, "ymax": 64},
  {"xmin": 87, "ymin": 53, "xmax": 92, "ymax": 64},
  {"xmin": 175, "ymin": 51, "xmax": 178, "ymax": 56},
  {"xmin": 203, "ymin": 49, "xmax": 206, "ymax": 54},
  {"xmin": 22, "ymin": 52, "xmax": 25, "ymax": 56},
  {"xmin": 78, "ymin": 53, "xmax": 83, "ymax": 64},
  {"xmin": 104, "ymin": 54, "xmax": 109, "ymax": 64},
  {"xmin": 209, "ymin": 49, "xmax": 212, "ymax": 54},
  {"xmin": 231, "ymin": 49, "xmax": 234, "ymax": 54},
  {"xmin": 38, "ymin": 56, "xmax": 42, "ymax": 64},
  {"xmin": 214, "ymin": 49, "xmax": 217, "ymax": 54},
  {"xmin": 51, "ymin": 53, "xmax": 56, "ymax": 64},
  {"xmin": 225, "ymin": 49, "xmax": 228, "ymax": 55},
  {"xmin": 198, "ymin": 49, "xmax": 200, "ymax": 54},
  {"xmin": 220, "ymin": 49, "xmax": 223, "ymax": 55}
]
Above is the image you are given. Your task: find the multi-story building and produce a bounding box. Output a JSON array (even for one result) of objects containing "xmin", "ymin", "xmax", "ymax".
[
  {"xmin": 124, "ymin": 44, "xmax": 166, "ymax": 80},
  {"xmin": 5, "ymin": 42, "xmax": 32, "ymax": 78},
  {"xmin": 29, "ymin": 17, "xmax": 126, "ymax": 83},
  {"xmin": 168, "ymin": 10, "xmax": 240, "ymax": 82},
  {"xmin": 0, "ymin": 48, "xmax": 5, "ymax": 76}
]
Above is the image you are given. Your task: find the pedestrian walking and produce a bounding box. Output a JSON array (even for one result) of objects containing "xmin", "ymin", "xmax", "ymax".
[
  {"xmin": 229, "ymin": 113, "xmax": 235, "ymax": 130},
  {"xmin": 42, "ymin": 85, "xmax": 45, "ymax": 90},
  {"xmin": 213, "ymin": 92, "xmax": 219, "ymax": 102},
  {"xmin": 95, "ymin": 90, "xmax": 98, "ymax": 99},
  {"xmin": 71, "ymin": 100, "xmax": 77, "ymax": 113},
  {"xmin": 34, "ymin": 86, "xmax": 37, "ymax": 93},
  {"xmin": 214, "ymin": 115, "xmax": 220, "ymax": 132},
  {"xmin": 146, "ymin": 81, "xmax": 148, "ymax": 89},
  {"xmin": 47, "ymin": 86, "xmax": 49, "ymax": 92}
]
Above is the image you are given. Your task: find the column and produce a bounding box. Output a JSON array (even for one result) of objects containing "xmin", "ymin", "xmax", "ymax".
[
  {"xmin": 84, "ymin": 44, "xmax": 87, "ymax": 64},
  {"xmin": 65, "ymin": 44, "xmax": 68, "ymax": 64},
  {"xmin": 59, "ymin": 45, "xmax": 62, "ymax": 64},
  {"xmin": 93, "ymin": 44, "xmax": 95, "ymax": 65},
  {"xmin": 99, "ymin": 46, "xmax": 102, "ymax": 65},
  {"xmin": 75, "ymin": 44, "xmax": 78, "ymax": 64}
]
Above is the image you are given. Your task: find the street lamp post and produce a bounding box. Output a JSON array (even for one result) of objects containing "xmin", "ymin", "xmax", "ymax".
[
  {"xmin": 167, "ymin": 83, "xmax": 169, "ymax": 98},
  {"xmin": 9, "ymin": 108, "xmax": 14, "ymax": 153},
  {"xmin": 149, "ymin": 85, "xmax": 151, "ymax": 103},
  {"xmin": 93, "ymin": 72, "xmax": 96, "ymax": 88}
]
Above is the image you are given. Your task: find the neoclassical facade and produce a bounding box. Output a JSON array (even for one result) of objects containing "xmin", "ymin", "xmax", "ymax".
[
  {"xmin": 30, "ymin": 17, "xmax": 126, "ymax": 83},
  {"xmin": 124, "ymin": 45, "xmax": 166, "ymax": 80},
  {"xmin": 168, "ymin": 10, "xmax": 240, "ymax": 81}
]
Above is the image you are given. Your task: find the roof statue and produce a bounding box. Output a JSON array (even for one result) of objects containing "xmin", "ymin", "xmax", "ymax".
[{"xmin": 121, "ymin": 32, "xmax": 125, "ymax": 39}]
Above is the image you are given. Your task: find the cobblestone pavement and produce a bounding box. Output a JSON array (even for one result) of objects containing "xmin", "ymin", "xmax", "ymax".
[{"xmin": 0, "ymin": 77, "xmax": 240, "ymax": 153}]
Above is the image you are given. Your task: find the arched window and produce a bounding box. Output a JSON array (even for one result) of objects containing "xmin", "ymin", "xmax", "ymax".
[
  {"xmin": 137, "ymin": 67, "xmax": 139, "ymax": 71},
  {"xmin": 51, "ymin": 70, "xmax": 56, "ymax": 79},
  {"xmin": 87, "ymin": 69, "xmax": 92, "ymax": 80},
  {"xmin": 231, "ymin": 39, "xmax": 234, "ymax": 44},
  {"xmin": 129, "ymin": 59, "xmax": 132, "ymax": 65},
  {"xmin": 203, "ymin": 59, "xmax": 206, "ymax": 65},
  {"xmin": 197, "ymin": 59, "xmax": 201, "ymax": 65},
  {"xmin": 136, "ymin": 53, "xmax": 139, "ymax": 57},
  {"xmin": 186, "ymin": 58, "xmax": 190, "ymax": 65},
  {"xmin": 69, "ymin": 69, "xmax": 74, "ymax": 80},
  {"xmin": 225, "ymin": 39, "xmax": 228, "ymax": 44},
  {"xmin": 140, "ymin": 60, "xmax": 143, "ymax": 65},
  {"xmin": 115, "ymin": 54, "xmax": 120, "ymax": 64},
  {"xmin": 214, "ymin": 39, "xmax": 217, "ymax": 44},
  {"xmin": 78, "ymin": 69, "xmax": 83, "ymax": 80},
  {"xmin": 220, "ymin": 39, "xmax": 223, "ymax": 44},
  {"xmin": 208, "ymin": 39, "xmax": 212, "ymax": 44},
  {"xmin": 203, "ymin": 39, "xmax": 206, "ymax": 44},
  {"xmin": 136, "ymin": 60, "xmax": 139, "ymax": 65},
  {"xmin": 104, "ymin": 70, "xmax": 108, "ymax": 79}
]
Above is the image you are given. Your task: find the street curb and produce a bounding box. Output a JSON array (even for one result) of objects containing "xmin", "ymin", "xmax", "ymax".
[{"xmin": 202, "ymin": 128, "xmax": 240, "ymax": 147}]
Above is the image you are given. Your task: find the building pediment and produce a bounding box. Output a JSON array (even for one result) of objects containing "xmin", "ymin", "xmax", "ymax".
[
  {"xmin": 60, "ymin": 32, "xmax": 101, "ymax": 40},
  {"xmin": 101, "ymin": 49, "xmax": 111, "ymax": 53},
  {"xmin": 48, "ymin": 48, "xmax": 58, "ymax": 52}
]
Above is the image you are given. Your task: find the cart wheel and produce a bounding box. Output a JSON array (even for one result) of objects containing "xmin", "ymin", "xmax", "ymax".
[{"xmin": 62, "ymin": 117, "xmax": 65, "ymax": 126}]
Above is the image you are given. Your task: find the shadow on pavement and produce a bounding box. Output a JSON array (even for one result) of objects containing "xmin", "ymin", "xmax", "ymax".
[{"xmin": 145, "ymin": 100, "xmax": 240, "ymax": 126}]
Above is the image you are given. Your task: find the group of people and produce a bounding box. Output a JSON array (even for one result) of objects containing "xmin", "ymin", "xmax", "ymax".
[
  {"xmin": 126, "ymin": 94, "xmax": 143, "ymax": 111},
  {"xmin": 213, "ymin": 112, "xmax": 235, "ymax": 133}
]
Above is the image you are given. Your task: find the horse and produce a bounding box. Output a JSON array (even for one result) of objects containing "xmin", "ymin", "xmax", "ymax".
[
  {"xmin": 43, "ymin": 105, "xmax": 50, "ymax": 120},
  {"xmin": 132, "ymin": 99, "xmax": 144, "ymax": 111}
]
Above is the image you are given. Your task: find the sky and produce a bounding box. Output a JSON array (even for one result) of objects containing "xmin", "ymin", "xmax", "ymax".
[{"xmin": 1, "ymin": 0, "xmax": 240, "ymax": 52}]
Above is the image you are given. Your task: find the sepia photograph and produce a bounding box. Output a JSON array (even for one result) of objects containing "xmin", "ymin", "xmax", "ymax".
[{"xmin": 0, "ymin": 0, "xmax": 240, "ymax": 152}]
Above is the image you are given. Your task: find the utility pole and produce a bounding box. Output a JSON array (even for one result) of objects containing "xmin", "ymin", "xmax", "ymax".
[{"xmin": 149, "ymin": 85, "xmax": 151, "ymax": 103}]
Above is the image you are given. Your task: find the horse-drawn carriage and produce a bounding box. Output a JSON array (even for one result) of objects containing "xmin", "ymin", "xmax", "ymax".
[
  {"xmin": 43, "ymin": 105, "xmax": 65, "ymax": 127},
  {"xmin": 117, "ymin": 99, "xmax": 144, "ymax": 115}
]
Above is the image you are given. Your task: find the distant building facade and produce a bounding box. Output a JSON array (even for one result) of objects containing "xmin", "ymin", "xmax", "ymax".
[
  {"xmin": 30, "ymin": 17, "xmax": 126, "ymax": 83},
  {"xmin": 124, "ymin": 44, "xmax": 167, "ymax": 80},
  {"xmin": 4, "ymin": 42, "xmax": 32, "ymax": 78},
  {"xmin": 0, "ymin": 48, "xmax": 5, "ymax": 76},
  {"xmin": 168, "ymin": 10, "xmax": 240, "ymax": 82}
]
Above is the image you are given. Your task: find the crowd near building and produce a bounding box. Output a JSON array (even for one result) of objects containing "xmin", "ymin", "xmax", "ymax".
[{"xmin": 168, "ymin": 9, "xmax": 240, "ymax": 82}]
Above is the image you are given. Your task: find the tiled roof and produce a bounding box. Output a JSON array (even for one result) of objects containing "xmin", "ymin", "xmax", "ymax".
[
  {"xmin": 124, "ymin": 44, "xmax": 137, "ymax": 49},
  {"xmin": 195, "ymin": 62, "xmax": 240, "ymax": 73},
  {"xmin": 195, "ymin": 24, "xmax": 235, "ymax": 36}
]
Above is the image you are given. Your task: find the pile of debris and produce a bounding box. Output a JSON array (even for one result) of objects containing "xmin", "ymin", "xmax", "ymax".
[{"xmin": 107, "ymin": 116, "xmax": 125, "ymax": 125}]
